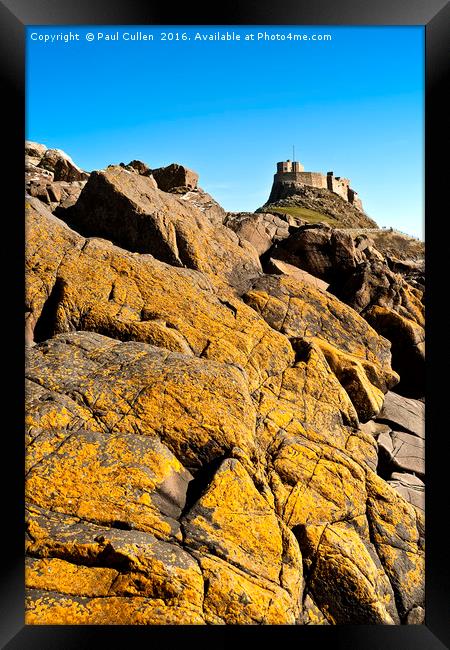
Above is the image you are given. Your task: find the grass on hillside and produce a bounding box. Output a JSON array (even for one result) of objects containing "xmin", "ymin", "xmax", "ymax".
[{"xmin": 265, "ymin": 205, "xmax": 338, "ymax": 225}]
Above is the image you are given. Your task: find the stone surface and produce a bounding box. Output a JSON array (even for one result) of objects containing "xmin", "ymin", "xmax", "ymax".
[
  {"xmin": 366, "ymin": 471, "xmax": 425, "ymax": 619},
  {"xmin": 224, "ymin": 212, "xmax": 290, "ymax": 256},
  {"xmin": 388, "ymin": 473, "xmax": 425, "ymax": 512},
  {"xmin": 270, "ymin": 224, "xmax": 361, "ymax": 285},
  {"xmin": 377, "ymin": 429, "xmax": 424, "ymax": 478},
  {"xmin": 178, "ymin": 187, "xmax": 227, "ymax": 226},
  {"xmin": 377, "ymin": 391, "xmax": 425, "ymax": 439},
  {"xmin": 56, "ymin": 166, "xmax": 261, "ymax": 291},
  {"xmin": 25, "ymin": 504, "xmax": 204, "ymax": 624},
  {"xmin": 297, "ymin": 516, "xmax": 399, "ymax": 624},
  {"xmin": 150, "ymin": 162, "xmax": 199, "ymax": 192},
  {"xmin": 265, "ymin": 258, "xmax": 330, "ymax": 291},
  {"xmin": 244, "ymin": 274, "xmax": 399, "ymax": 420},
  {"xmin": 183, "ymin": 458, "xmax": 303, "ymax": 623},
  {"xmin": 26, "ymin": 333, "xmax": 258, "ymax": 473}
]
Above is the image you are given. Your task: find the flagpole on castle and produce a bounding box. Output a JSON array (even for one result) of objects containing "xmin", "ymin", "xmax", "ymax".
[{"xmin": 293, "ymin": 145, "xmax": 295, "ymax": 162}]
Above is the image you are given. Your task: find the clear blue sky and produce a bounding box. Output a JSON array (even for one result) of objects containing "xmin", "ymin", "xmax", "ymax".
[{"xmin": 26, "ymin": 26, "xmax": 424, "ymax": 238}]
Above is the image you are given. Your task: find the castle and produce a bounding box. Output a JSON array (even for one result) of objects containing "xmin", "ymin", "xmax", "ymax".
[{"xmin": 269, "ymin": 159, "xmax": 363, "ymax": 211}]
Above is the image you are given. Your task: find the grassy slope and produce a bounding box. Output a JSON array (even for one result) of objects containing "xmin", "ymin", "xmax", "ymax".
[{"xmin": 262, "ymin": 205, "xmax": 339, "ymax": 225}]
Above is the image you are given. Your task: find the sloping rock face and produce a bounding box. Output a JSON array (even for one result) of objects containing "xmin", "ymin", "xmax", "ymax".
[
  {"xmin": 225, "ymin": 212, "xmax": 290, "ymax": 256},
  {"xmin": 121, "ymin": 160, "xmax": 226, "ymax": 225},
  {"xmin": 25, "ymin": 146, "xmax": 425, "ymax": 626},
  {"xmin": 268, "ymin": 223, "xmax": 425, "ymax": 398},
  {"xmin": 56, "ymin": 166, "xmax": 260, "ymax": 292},
  {"xmin": 270, "ymin": 223, "xmax": 362, "ymax": 285}
]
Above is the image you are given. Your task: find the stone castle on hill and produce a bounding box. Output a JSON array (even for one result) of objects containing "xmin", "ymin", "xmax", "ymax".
[{"xmin": 268, "ymin": 159, "xmax": 363, "ymax": 211}]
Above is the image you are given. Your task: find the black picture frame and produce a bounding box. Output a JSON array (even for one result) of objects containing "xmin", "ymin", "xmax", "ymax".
[{"xmin": 1, "ymin": 0, "xmax": 448, "ymax": 647}]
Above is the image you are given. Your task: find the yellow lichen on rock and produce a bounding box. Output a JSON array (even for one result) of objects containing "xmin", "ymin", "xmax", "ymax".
[
  {"xmin": 24, "ymin": 185, "xmax": 424, "ymax": 626},
  {"xmin": 183, "ymin": 458, "xmax": 302, "ymax": 596},
  {"xmin": 26, "ymin": 334, "xmax": 258, "ymax": 470},
  {"xmin": 25, "ymin": 505, "xmax": 205, "ymax": 623},
  {"xmin": 194, "ymin": 554, "xmax": 298, "ymax": 625},
  {"xmin": 298, "ymin": 517, "xmax": 399, "ymax": 624},
  {"xmin": 366, "ymin": 470, "xmax": 425, "ymax": 617},
  {"xmin": 26, "ymin": 199, "xmax": 293, "ymax": 394},
  {"xmin": 26, "ymin": 428, "xmax": 192, "ymax": 540},
  {"xmin": 244, "ymin": 274, "xmax": 399, "ymax": 419},
  {"xmin": 26, "ymin": 557, "xmax": 119, "ymax": 597}
]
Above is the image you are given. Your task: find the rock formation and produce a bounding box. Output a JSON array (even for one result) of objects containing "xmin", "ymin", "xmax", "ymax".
[{"xmin": 25, "ymin": 145, "xmax": 425, "ymax": 626}]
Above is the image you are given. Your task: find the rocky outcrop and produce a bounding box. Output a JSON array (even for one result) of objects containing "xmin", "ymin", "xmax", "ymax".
[
  {"xmin": 55, "ymin": 166, "xmax": 261, "ymax": 292},
  {"xmin": 268, "ymin": 223, "xmax": 424, "ymax": 397},
  {"xmin": 26, "ymin": 141, "xmax": 89, "ymax": 210},
  {"xmin": 26, "ymin": 140, "xmax": 89, "ymax": 182},
  {"xmin": 150, "ymin": 163, "xmax": 199, "ymax": 192},
  {"xmin": 24, "ymin": 144, "xmax": 425, "ymax": 626},
  {"xmin": 358, "ymin": 392, "xmax": 425, "ymax": 510},
  {"xmin": 269, "ymin": 223, "xmax": 362, "ymax": 285},
  {"xmin": 347, "ymin": 228, "xmax": 424, "ymax": 264},
  {"xmin": 243, "ymin": 274, "xmax": 399, "ymax": 421},
  {"xmin": 259, "ymin": 185, "xmax": 378, "ymax": 229}
]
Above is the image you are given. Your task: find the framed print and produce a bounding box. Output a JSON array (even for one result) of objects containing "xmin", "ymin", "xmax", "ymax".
[{"xmin": 1, "ymin": 0, "xmax": 448, "ymax": 647}]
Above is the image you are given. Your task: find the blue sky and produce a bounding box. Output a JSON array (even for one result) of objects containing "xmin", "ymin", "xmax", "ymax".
[{"xmin": 26, "ymin": 26, "xmax": 424, "ymax": 238}]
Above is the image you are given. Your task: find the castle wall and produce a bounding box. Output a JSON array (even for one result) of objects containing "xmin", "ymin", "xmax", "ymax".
[
  {"xmin": 328, "ymin": 175, "xmax": 350, "ymax": 201},
  {"xmin": 348, "ymin": 188, "xmax": 363, "ymax": 211},
  {"xmin": 274, "ymin": 171, "xmax": 327, "ymax": 189}
]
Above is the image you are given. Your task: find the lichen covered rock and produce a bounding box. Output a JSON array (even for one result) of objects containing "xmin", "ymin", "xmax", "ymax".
[{"xmin": 24, "ymin": 148, "xmax": 424, "ymax": 625}]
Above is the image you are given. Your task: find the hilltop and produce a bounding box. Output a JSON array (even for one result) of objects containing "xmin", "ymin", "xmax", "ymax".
[{"xmin": 258, "ymin": 185, "xmax": 378, "ymax": 229}]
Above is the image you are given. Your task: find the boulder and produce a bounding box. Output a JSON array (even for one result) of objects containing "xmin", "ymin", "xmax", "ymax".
[
  {"xmin": 336, "ymin": 258, "xmax": 424, "ymax": 328},
  {"xmin": 270, "ymin": 224, "xmax": 361, "ymax": 285},
  {"xmin": 151, "ymin": 162, "xmax": 198, "ymax": 192},
  {"xmin": 225, "ymin": 212, "xmax": 290, "ymax": 256},
  {"xmin": 177, "ymin": 187, "xmax": 227, "ymax": 225},
  {"xmin": 25, "ymin": 140, "xmax": 47, "ymax": 161},
  {"xmin": 124, "ymin": 159, "xmax": 152, "ymax": 176},
  {"xmin": 266, "ymin": 258, "xmax": 329, "ymax": 291},
  {"xmin": 38, "ymin": 148, "xmax": 89, "ymax": 182},
  {"xmin": 55, "ymin": 166, "xmax": 261, "ymax": 291},
  {"xmin": 377, "ymin": 429, "xmax": 425, "ymax": 478},
  {"xmin": 25, "ymin": 142, "xmax": 89, "ymax": 210}
]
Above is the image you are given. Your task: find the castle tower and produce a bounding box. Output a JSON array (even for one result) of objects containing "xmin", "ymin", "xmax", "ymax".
[
  {"xmin": 292, "ymin": 161, "xmax": 304, "ymax": 173},
  {"xmin": 277, "ymin": 160, "xmax": 292, "ymax": 173}
]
